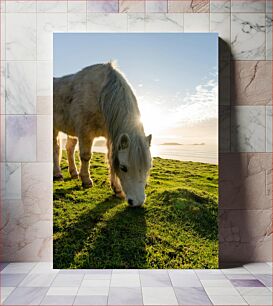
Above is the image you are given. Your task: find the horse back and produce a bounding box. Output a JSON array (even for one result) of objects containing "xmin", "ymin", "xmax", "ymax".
[{"xmin": 53, "ymin": 64, "xmax": 109, "ymax": 137}]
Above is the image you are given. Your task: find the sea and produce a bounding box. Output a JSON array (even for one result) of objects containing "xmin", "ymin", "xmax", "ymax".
[{"xmin": 92, "ymin": 144, "xmax": 218, "ymax": 165}]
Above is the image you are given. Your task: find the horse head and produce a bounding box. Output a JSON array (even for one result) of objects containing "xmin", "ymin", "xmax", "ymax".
[{"xmin": 114, "ymin": 133, "xmax": 152, "ymax": 207}]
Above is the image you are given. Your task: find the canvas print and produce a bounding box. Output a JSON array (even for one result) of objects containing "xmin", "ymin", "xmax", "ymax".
[{"xmin": 53, "ymin": 33, "xmax": 218, "ymax": 269}]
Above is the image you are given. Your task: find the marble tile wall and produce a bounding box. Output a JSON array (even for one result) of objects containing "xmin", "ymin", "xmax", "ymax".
[{"xmin": 0, "ymin": 0, "xmax": 272, "ymax": 265}]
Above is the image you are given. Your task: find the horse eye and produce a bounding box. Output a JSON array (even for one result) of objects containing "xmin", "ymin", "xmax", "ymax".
[{"xmin": 120, "ymin": 165, "xmax": 128, "ymax": 172}]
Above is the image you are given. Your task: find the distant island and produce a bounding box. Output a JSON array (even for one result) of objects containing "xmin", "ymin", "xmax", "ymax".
[
  {"xmin": 160, "ymin": 142, "xmax": 206, "ymax": 146},
  {"xmin": 93, "ymin": 140, "xmax": 206, "ymax": 147},
  {"xmin": 160, "ymin": 142, "xmax": 183, "ymax": 146}
]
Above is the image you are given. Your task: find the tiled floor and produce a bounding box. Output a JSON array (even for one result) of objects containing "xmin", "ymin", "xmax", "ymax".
[{"xmin": 0, "ymin": 262, "xmax": 272, "ymax": 305}]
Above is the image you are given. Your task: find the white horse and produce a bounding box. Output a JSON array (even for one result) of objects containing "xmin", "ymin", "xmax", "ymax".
[{"xmin": 53, "ymin": 62, "xmax": 152, "ymax": 207}]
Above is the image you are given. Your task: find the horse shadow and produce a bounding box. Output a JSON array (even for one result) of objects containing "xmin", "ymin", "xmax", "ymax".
[
  {"xmin": 53, "ymin": 195, "xmax": 147, "ymax": 269},
  {"xmin": 80, "ymin": 205, "xmax": 148, "ymax": 269}
]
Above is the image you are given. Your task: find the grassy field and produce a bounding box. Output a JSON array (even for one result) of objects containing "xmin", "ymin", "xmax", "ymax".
[{"xmin": 53, "ymin": 151, "xmax": 218, "ymax": 269}]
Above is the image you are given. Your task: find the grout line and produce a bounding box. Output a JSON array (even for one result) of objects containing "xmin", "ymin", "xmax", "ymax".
[
  {"xmin": 208, "ymin": 0, "xmax": 211, "ymax": 31},
  {"xmin": 72, "ymin": 272, "xmax": 84, "ymax": 305},
  {"xmin": 4, "ymin": 8, "xmax": 6, "ymax": 167},
  {"xmin": 229, "ymin": 1, "xmax": 232, "ymax": 152},
  {"xmin": 35, "ymin": 1, "xmax": 38, "ymax": 162},
  {"xmin": 166, "ymin": 269, "xmax": 180, "ymax": 305},
  {"xmin": 137, "ymin": 270, "xmax": 142, "ymax": 304},
  {"xmin": 66, "ymin": 0, "xmax": 68, "ymax": 30},
  {"xmin": 126, "ymin": 9, "xmax": 129, "ymax": 30},
  {"xmin": 106, "ymin": 269, "xmax": 113, "ymax": 305},
  {"xmin": 139, "ymin": 269, "xmax": 144, "ymax": 306},
  {"xmin": 265, "ymin": 104, "xmax": 268, "ymax": 152},
  {"xmin": 0, "ymin": 8, "xmax": 2, "ymax": 230},
  {"xmin": 264, "ymin": 10, "xmax": 268, "ymax": 60}
]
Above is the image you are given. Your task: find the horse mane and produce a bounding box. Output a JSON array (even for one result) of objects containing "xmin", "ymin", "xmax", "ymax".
[{"xmin": 99, "ymin": 61, "xmax": 150, "ymax": 173}]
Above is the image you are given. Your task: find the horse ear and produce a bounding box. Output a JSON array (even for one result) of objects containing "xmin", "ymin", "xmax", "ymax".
[
  {"xmin": 146, "ymin": 134, "xmax": 152, "ymax": 146},
  {"xmin": 118, "ymin": 133, "xmax": 130, "ymax": 151}
]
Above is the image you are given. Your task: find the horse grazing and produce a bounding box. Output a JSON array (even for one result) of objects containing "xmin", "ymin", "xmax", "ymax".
[{"xmin": 53, "ymin": 62, "xmax": 152, "ymax": 207}]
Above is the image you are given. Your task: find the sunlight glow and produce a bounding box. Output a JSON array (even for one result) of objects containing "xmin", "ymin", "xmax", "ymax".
[
  {"xmin": 138, "ymin": 78, "xmax": 218, "ymax": 144},
  {"xmin": 139, "ymin": 103, "xmax": 172, "ymax": 137}
]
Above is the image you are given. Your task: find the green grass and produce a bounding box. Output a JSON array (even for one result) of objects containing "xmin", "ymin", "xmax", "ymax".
[{"xmin": 54, "ymin": 151, "xmax": 218, "ymax": 269}]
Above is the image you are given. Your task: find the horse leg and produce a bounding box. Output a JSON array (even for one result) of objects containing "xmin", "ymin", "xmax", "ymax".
[
  {"xmin": 53, "ymin": 129, "xmax": 63, "ymax": 181},
  {"xmin": 66, "ymin": 136, "xmax": 79, "ymax": 179},
  {"xmin": 107, "ymin": 141, "xmax": 125, "ymax": 199},
  {"xmin": 110, "ymin": 172, "xmax": 125, "ymax": 199},
  {"xmin": 79, "ymin": 135, "xmax": 93, "ymax": 188}
]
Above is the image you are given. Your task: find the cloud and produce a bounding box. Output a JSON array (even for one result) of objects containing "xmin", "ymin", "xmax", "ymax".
[
  {"xmin": 137, "ymin": 78, "xmax": 218, "ymax": 139},
  {"xmin": 171, "ymin": 78, "xmax": 218, "ymax": 126}
]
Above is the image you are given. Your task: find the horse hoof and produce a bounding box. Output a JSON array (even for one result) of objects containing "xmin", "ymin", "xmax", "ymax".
[
  {"xmin": 53, "ymin": 175, "xmax": 64, "ymax": 181},
  {"xmin": 70, "ymin": 172, "xmax": 79, "ymax": 179},
  {"xmin": 115, "ymin": 191, "xmax": 125, "ymax": 199},
  {"xmin": 82, "ymin": 180, "xmax": 93, "ymax": 189},
  {"xmin": 53, "ymin": 174, "xmax": 64, "ymax": 181}
]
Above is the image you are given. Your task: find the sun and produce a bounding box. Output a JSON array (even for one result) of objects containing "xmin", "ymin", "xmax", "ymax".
[{"xmin": 139, "ymin": 103, "xmax": 168, "ymax": 137}]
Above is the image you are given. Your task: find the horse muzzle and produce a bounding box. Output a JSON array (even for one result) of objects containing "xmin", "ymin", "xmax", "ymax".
[{"xmin": 127, "ymin": 196, "xmax": 145, "ymax": 207}]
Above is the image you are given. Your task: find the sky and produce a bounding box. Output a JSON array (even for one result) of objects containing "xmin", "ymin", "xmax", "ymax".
[{"xmin": 54, "ymin": 33, "xmax": 218, "ymax": 146}]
